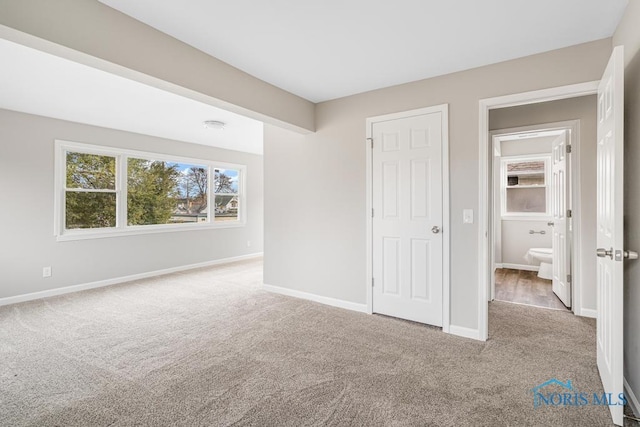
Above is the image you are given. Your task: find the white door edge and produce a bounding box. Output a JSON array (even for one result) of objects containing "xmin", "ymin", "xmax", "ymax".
[
  {"xmin": 478, "ymin": 81, "xmax": 599, "ymax": 341},
  {"xmin": 365, "ymin": 104, "xmax": 450, "ymax": 332},
  {"xmin": 551, "ymin": 130, "xmax": 572, "ymax": 307},
  {"xmin": 596, "ymin": 45, "xmax": 625, "ymax": 426}
]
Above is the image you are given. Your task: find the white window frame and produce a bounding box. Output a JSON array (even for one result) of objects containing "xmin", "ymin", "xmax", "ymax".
[
  {"xmin": 54, "ymin": 140, "xmax": 247, "ymax": 241},
  {"xmin": 500, "ymin": 153, "xmax": 551, "ymax": 219}
]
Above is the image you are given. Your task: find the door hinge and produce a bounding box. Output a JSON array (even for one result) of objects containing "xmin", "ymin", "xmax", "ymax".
[
  {"xmin": 372, "ymin": 278, "xmax": 375, "ymax": 287},
  {"xmin": 567, "ymin": 209, "xmax": 572, "ymax": 218},
  {"xmin": 367, "ymin": 137, "xmax": 373, "ymax": 148},
  {"xmin": 372, "ymin": 208, "xmax": 374, "ymax": 218},
  {"xmin": 566, "ymin": 145, "xmax": 572, "ymax": 154},
  {"xmin": 567, "ymin": 274, "xmax": 572, "ymax": 283}
]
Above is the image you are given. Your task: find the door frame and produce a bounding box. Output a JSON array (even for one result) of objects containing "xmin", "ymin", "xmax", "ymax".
[
  {"xmin": 478, "ymin": 82, "xmax": 599, "ymax": 341},
  {"xmin": 489, "ymin": 121, "xmax": 580, "ymax": 310},
  {"xmin": 366, "ymin": 104, "xmax": 450, "ymax": 332}
]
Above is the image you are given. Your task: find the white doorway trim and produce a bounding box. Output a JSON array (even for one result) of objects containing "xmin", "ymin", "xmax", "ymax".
[
  {"xmin": 489, "ymin": 121, "xmax": 581, "ymax": 311},
  {"xmin": 478, "ymin": 81, "xmax": 599, "ymax": 341},
  {"xmin": 366, "ymin": 104, "xmax": 450, "ymax": 333}
]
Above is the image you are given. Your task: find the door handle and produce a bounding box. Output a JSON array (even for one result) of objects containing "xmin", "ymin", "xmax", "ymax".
[
  {"xmin": 431, "ymin": 226, "xmax": 441, "ymax": 234},
  {"xmin": 624, "ymin": 250, "xmax": 639, "ymax": 260},
  {"xmin": 547, "ymin": 221, "xmax": 554, "ymax": 226},
  {"xmin": 596, "ymin": 247, "xmax": 613, "ymax": 259}
]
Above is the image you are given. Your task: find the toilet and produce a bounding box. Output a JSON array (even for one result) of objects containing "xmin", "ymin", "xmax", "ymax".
[{"xmin": 525, "ymin": 248, "xmax": 553, "ymax": 280}]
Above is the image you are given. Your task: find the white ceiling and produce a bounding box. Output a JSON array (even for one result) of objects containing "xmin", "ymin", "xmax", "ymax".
[
  {"xmin": 100, "ymin": 0, "xmax": 627, "ymax": 103},
  {"xmin": 0, "ymin": 1, "xmax": 626, "ymax": 153},
  {"xmin": 0, "ymin": 38, "xmax": 264, "ymax": 154}
]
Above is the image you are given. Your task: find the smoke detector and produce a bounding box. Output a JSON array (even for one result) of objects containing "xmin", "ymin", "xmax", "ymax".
[{"xmin": 203, "ymin": 120, "xmax": 226, "ymax": 130}]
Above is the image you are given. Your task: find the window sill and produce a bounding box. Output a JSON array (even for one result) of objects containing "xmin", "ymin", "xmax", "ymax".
[{"xmin": 56, "ymin": 221, "xmax": 246, "ymax": 242}]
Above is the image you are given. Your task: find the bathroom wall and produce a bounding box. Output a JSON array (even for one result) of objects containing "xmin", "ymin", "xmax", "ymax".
[
  {"xmin": 501, "ymin": 138, "xmax": 554, "ymax": 156},
  {"xmin": 501, "ymin": 221, "xmax": 552, "ymax": 268},
  {"xmin": 494, "ymin": 137, "xmax": 553, "ymax": 268}
]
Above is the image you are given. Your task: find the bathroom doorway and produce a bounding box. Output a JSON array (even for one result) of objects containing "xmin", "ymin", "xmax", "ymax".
[
  {"xmin": 489, "ymin": 121, "xmax": 579, "ymax": 312},
  {"xmin": 480, "ymin": 92, "xmax": 601, "ymax": 336}
]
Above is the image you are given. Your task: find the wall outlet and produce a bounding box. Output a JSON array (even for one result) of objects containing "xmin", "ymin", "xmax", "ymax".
[
  {"xmin": 42, "ymin": 266, "xmax": 52, "ymax": 278},
  {"xmin": 247, "ymin": 241, "xmax": 252, "ymax": 247}
]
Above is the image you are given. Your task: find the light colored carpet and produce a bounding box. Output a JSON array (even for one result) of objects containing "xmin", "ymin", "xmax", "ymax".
[{"xmin": 0, "ymin": 258, "xmax": 632, "ymax": 426}]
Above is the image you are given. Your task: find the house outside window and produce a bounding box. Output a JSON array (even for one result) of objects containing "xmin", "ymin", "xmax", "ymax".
[{"xmin": 214, "ymin": 168, "xmax": 240, "ymax": 222}]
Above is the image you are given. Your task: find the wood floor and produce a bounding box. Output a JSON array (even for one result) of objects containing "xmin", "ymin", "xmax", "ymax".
[{"xmin": 495, "ymin": 268, "xmax": 570, "ymax": 311}]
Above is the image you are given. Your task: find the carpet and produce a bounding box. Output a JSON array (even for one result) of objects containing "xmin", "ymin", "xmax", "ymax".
[{"xmin": 0, "ymin": 258, "xmax": 633, "ymax": 426}]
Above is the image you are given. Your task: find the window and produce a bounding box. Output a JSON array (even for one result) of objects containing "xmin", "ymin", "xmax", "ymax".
[
  {"xmin": 65, "ymin": 152, "xmax": 117, "ymax": 229},
  {"xmin": 501, "ymin": 155, "xmax": 550, "ymax": 217},
  {"xmin": 55, "ymin": 140, "xmax": 246, "ymax": 240},
  {"xmin": 214, "ymin": 168, "xmax": 240, "ymax": 222}
]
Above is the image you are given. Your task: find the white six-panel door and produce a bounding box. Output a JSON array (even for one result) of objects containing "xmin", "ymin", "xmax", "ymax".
[
  {"xmin": 372, "ymin": 111, "xmax": 443, "ymax": 326},
  {"xmin": 551, "ymin": 130, "xmax": 571, "ymax": 307},
  {"xmin": 596, "ymin": 45, "xmax": 624, "ymax": 427}
]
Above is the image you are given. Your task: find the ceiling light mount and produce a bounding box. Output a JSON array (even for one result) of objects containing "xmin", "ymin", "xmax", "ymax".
[{"xmin": 203, "ymin": 120, "xmax": 226, "ymax": 130}]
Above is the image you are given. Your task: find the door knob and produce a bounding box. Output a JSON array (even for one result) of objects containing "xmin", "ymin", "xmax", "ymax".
[
  {"xmin": 624, "ymin": 250, "xmax": 639, "ymax": 260},
  {"xmin": 596, "ymin": 247, "xmax": 613, "ymax": 259},
  {"xmin": 547, "ymin": 221, "xmax": 554, "ymax": 226},
  {"xmin": 431, "ymin": 226, "xmax": 441, "ymax": 234}
]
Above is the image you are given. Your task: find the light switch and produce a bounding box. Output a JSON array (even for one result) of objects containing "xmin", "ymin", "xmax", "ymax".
[{"xmin": 463, "ymin": 209, "xmax": 474, "ymax": 224}]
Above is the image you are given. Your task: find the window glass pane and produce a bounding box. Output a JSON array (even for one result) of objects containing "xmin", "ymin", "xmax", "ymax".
[
  {"xmin": 506, "ymin": 161, "xmax": 545, "ymax": 186},
  {"xmin": 127, "ymin": 158, "xmax": 209, "ymax": 225},
  {"xmin": 506, "ymin": 187, "xmax": 546, "ymax": 213},
  {"xmin": 214, "ymin": 169, "xmax": 239, "ymax": 193},
  {"xmin": 174, "ymin": 163, "xmax": 209, "ymax": 223},
  {"xmin": 66, "ymin": 152, "xmax": 116, "ymax": 189},
  {"xmin": 66, "ymin": 192, "xmax": 116, "ymax": 229},
  {"xmin": 215, "ymin": 195, "xmax": 239, "ymax": 221}
]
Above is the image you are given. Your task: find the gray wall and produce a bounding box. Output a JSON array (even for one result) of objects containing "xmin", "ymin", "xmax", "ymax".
[
  {"xmin": 490, "ymin": 96, "xmax": 598, "ymax": 312},
  {"xmin": 500, "ymin": 137, "xmax": 553, "ymax": 156},
  {"xmin": 0, "ymin": 109, "xmax": 263, "ymax": 299},
  {"xmin": 264, "ymin": 38, "xmax": 612, "ymax": 330},
  {"xmin": 501, "ymin": 221, "xmax": 552, "ymax": 265},
  {"xmin": 0, "ymin": 0, "xmax": 314, "ymax": 132},
  {"xmin": 613, "ymin": 0, "xmax": 640, "ymax": 412}
]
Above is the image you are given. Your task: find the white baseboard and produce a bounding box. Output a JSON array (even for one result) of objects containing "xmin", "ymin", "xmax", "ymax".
[
  {"xmin": 625, "ymin": 377, "xmax": 640, "ymax": 417},
  {"xmin": 448, "ymin": 325, "xmax": 482, "ymax": 341},
  {"xmin": 579, "ymin": 308, "xmax": 597, "ymax": 319},
  {"xmin": 262, "ymin": 283, "xmax": 368, "ymax": 314},
  {"xmin": 494, "ymin": 263, "xmax": 503, "ymax": 269},
  {"xmin": 501, "ymin": 263, "xmax": 539, "ymax": 272},
  {"xmin": 0, "ymin": 252, "xmax": 264, "ymax": 307}
]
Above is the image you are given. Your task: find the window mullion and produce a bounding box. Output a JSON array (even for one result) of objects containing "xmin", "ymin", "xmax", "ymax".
[
  {"xmin": 208, "ymin": 166, "xmax": 213, "ymax": 223},
  {"xmin": 240, "ymin": 168, "xmax": 245, "ymax": 223},
  {"xmin": 117, "ymin": 155, "xmax": 128, "ymax": 229}
]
